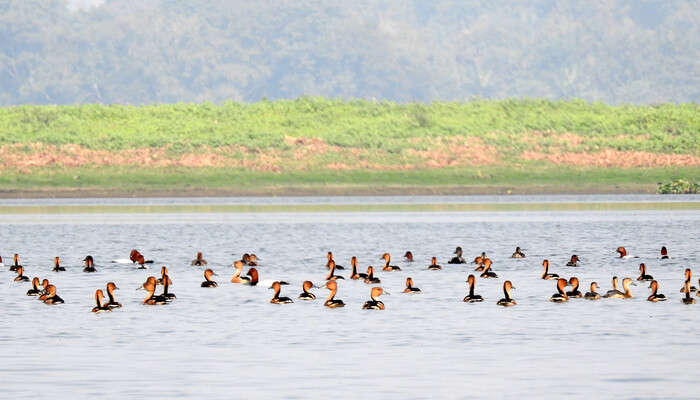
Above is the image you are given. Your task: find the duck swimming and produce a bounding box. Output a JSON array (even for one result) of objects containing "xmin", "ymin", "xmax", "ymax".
[
  {"xmin": 270, "ymin": 281, "xmax": 293, "ymax": 304},
  {"xmin": 326, "ymin": 260, "xmax": 345, "ymax": 281},
  {"xmin": 230, "ymin": 261, "xmax": 251, "ymax": 284},
  {"xmin": 403, "ymin": 277, "xmax": 421, "ymax": 294},
  {"xmin": 105, "ymin": 282, "xmax": 122, "ymax": 308},
  {"xmin": 130, "ymin": 249, "xmax": 153, "ymax": 264},
  {"xmin": 541, "ymin": 259, "xmax": 559, "ymax": 280},
  {"xmin": 616, "ymin": 246, "xmax": 636, "ymax": 259},
  {"xmin": 550, "ymin": 278, "xmax": 569, "ymax": 302},
  {"xmin": 660, "ymin": 246, "xmax": 669, "ymax": 259},
  {"xmin": 326, "ymin": 252, "xmax": 344, "ymax": 270},
  {"xmin": 14, "ymin": 266, "xmax": 29, "ymax": 282},
  {"xmin": 52, "ymin": 256, "xmax": 65, "ymax": 272},
  {"xmin": 324, "ymin": 281, "xmax": 345, "ymax": 308},
  {"xmin": 362, "ymin": 287, "xmax": 387, "ymax": 310},
  {"xmin": 364, "ymin": 266, "xmax": 381, "ymax": 284},
  {"xmin": 511, "ymin": 247, "xmax": 525, "ymax": 258},
  {"xmin": 427, "ymin": 257, "xmax": 442, "ymax": 271},
  {"xmin": 381, "ymin": 253, "xmax": 401, "ymax": 271},
  {"xmin": 566, "ymin": 277, "xmax": 582, "ymax": 298},
  {"xmin": 10, "ymin": 253, "xmax": 21, "ymax": 272},
  {"xmin": 608, "ymin": 278, "xmax": 635, "ymax": 299},
  {"xmin": 497, "ymin": 281, "xmax": 516, "ymax": 307},
  {"xmin": 299, "ymin": 281, "xmax": 317, "ymax": 300},
  {"xmin": 141, "ymin": 279, "xmax": 168, "ymax": 305},
  {"xmin": 349, "ymin": 257, "xmax": 368, "ymax": 280},
  {"xmin": 680, "ymin": 269, "xmax": 697, "ymax": 293},
  {"xmin": 191, "ymin": 252, "xmax": 208, "ymax": 266},
  {"xmin": 161, "ymin": 274, "xmax": 176, "ymax": 299},
  {"xmin": 43, "ymin": 285, "xmax": 64, "ymax": 304},
  {"xmin": 682, "ymin": 281, "xmax": 696, "ymax": 304},
  {"xmin": 201, "ymin": 269, "xmax": 218, "ymax": 287},
  {"xmin": 404, "ymin": 251, "xmax": 414, "ymax": 262},
  {"xmin": 448, "ymin": 247, "xmax": 466, "ymax": 264},
  {"xmin": 91, "ymin": 289, "xmax": 112, "ymax": 313},
  {"xmin": 566, "ymin": 255, "xmax": 580, "ymax": 267},
  {"xmin": 647, "ymin": 280, "xmax": 666, "ymax": 302},
  {"xmin": 134, "ymin": 254, "xmax": 148, "ymax": 269},
  {"xmin": 637, "ymin": 263, "xmax": 653, "ymax": 281},
  {"xmin": 38, "ymin": 279, "xmax": 50, "ymax": 301},
  {"xmin": 584, "ymin": 282, "xmax": 601, "ymax": 300},
  {"xmin": 463, "ymin": 274, "xmax": 483, "ymax": 302},
  {"xmin": 479, "ymin": 260, "xmax": 497, "ymax": 278},
  {"xmin": 603, "ymin": 276, "xmax": 624, "ymax": 298},
  {"xmin": 83, "ymin": 255, "xmax": 97, "ymax": 273},
  {"xmin": 26, "ymin": 277, "xmax": 42, "ymax": 296}
]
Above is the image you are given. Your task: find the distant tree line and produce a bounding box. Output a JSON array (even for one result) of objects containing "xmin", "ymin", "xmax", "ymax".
[{"xmin": 0, "ymin": 0, "xmax": 697, "ymax": 106}]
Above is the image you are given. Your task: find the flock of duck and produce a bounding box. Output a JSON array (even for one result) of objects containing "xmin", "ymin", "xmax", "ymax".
[{"xmin": 4, "ymin": 245, "xmax": 698, "ymax": 311}]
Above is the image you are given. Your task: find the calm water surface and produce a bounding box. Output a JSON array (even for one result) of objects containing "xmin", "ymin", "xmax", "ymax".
[{"xmin": 1, "ymin": 196, "xmax": 700, "ymax": 399}]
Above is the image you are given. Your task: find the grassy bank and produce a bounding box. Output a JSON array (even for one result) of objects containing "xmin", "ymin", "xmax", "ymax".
[{"xmin": 0, "ymin": 99, "xmax": 698, "ymax": 196}]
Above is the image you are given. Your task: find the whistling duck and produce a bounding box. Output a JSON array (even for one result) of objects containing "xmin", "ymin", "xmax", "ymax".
[
  {"xmin": 660, "ymin": 246, "xmax": 669, "ymax": 259},
  {"xmin": 364, "ymin": 266, "xmax": 380, "ymax": 284},
  {"xmin": 566, "ymin": 255, "xmax": 580, "ymax": 267},
  {"xmin": 26, "ymin": 277, "xmax": 42, "ymax": 296},
  {"xmin": 270, "ymin": 281, "xmax": 293, "ymax": 304},
  {"xmin": 362, "ymin": 287, "xmax": 387, "ymax": 310},
  {"xmin": 427, "ymin": 257, "xmax": 442, "ymax": 270},
  {"xmin": 403, "ymin": 277, "xmax": 422, "ymax": 293},
  {"xmin": 680, "ymin": 269, "xmax": 697, "ymax": 293},
  {"xmin": 550, "ymin": 278, "xmax": 569, "ymax": 302},
  {"xmin": 566, "ymin": 277, "xmax": 582, "ymax": 298},
  {"xmin": 52, "ymin": 256, "xmax": 65, "ymax": 272},
  {"xmin": 463, "ymin": 274, "xmax": 483, "ymax": 302},
  {"xmin": 299, "ymin": 281, "xmax": 317, "ymax": 300},
  {"xmin": 682, "ymin": 281, "xmax": 696, "ymax": 304},
  {"xmin": 326, "ymin": 260, "xmax": 345, "ymax": 281},
  {"xmin": 201, "ymin": 269, "xmax": 218, "ymax": 287},
  {"xmin": 14, "ymin": 266, "xmax": 29, "ymax": 282},
  {"xmin": 604, "ymin": 276, "xmax": 624, "ymax": 298},
  {"xmin": 381, "ymin": 253, "xmax": 401, "ymax": 271},
  {"xmin": 161, "ymin": 274, "xmax": 176, "ymax": 299},
  {"xmin": 541, "ymin": 259, "xmax": 559, "ymax": 280},
  {"xmin": 511, "ymin": 247, "xmax": 525, "ymax": 258},
  {"xmin": 83, "ymin": 255, "xmax": 97, "ymax": 273},
  {"xmin": 324, "ymin": 281, "xmax": 345, "ymax": 308},
  {"xmin": 43, "ymin": 285, "xmax": 64, "ymax": 304},
  {"xmin": 10, "ymin": 253, "xmax": 21, "ymax": 272},
  {"xmin": 191, "ymin": 252, "xmax": 208, "ymax": 266},
  {"xmin": 473, "ymin": 252, "xmax": 487, "ymax": 265},
  {"xmin": 142, "ymin": 279, "xmax": 168, "ymax": 305},
  {"xmin": 497, "ymin": 281, "xmax": 516, "ymax": 306},
  {"xmin": 584, "ymin": 282, "xmax": 601, "ymax": 300},
  {"xmin": 448, "ymin": 247, "xmax": 466, "ymax": 264},
  {"xmin": 480, "ymin": 260, "xmax": 497, "ymax": 278},
  {"xmin": 326, "ymin": 252, "xmax": 344, "ymax": 270},
  {"xmin": 105, "ymin": 282, "xmax": 122, "ymax": 308},
  {"xmin": 349, "ymin": 257, "xmax": 368, "ymax": 280},
  {"xmin": 647, "ymin": 280, "xmax": 666, "ymax": 302},
  {"xmin": 637, "ymin": 263, "xmax": 653, "ymax": 281},
  {"xmin": 608, "ymin": 278, "xmax": 635, "ymax": 299},
  {"xmin": 404, "ymin": 251, "xmax": 414, "ymax": 262},
  {"xmin": 92, "ymin": 289, "xmax": 112, "ymax": 313}
]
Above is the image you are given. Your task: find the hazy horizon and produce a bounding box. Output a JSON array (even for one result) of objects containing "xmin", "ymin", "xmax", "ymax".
[{"xmin": 1, "ymin": 0, "xmax": 698, "ymax": 105}]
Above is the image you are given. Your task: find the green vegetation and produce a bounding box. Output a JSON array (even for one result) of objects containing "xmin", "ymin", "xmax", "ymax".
[
  {"xmin": 1, "ymin": 99, "xmax": 698, "ymax": 153},
  {"xmin": 0, "ymin": 99, "xmax": 697, "ymax": 195},
  {"xmin": 657, "ymin": 179, "xmax": 700, "ymax": 194}
]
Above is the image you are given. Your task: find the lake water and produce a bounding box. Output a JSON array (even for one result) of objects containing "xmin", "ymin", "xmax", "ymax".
[{"xmin": 1, "ymin": 195, "xmax": 699, "ymax": 399}]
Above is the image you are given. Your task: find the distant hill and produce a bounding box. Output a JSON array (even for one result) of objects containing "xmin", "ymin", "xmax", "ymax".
[{"xmin": 0, "ymin": 0, "xmax": 698, "ymax": 105}]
